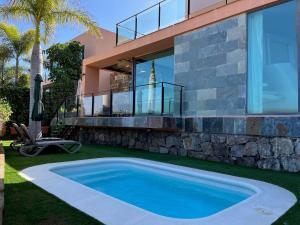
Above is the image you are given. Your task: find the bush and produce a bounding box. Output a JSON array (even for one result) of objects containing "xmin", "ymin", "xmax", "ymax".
[
  {"xmin": 0, "ymin": 86, "xmax": 29, "ymax": 124},
  {"xmin": 0, "ymin": 98, "xmax": 12, "ymax": 123}
]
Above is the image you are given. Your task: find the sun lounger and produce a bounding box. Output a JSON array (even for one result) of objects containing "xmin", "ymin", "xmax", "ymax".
[
  {"xmin": 10, "ymin": 123, "xmax": 62, "ymax": 150},
  {"xmin": 16, "ymin": 124, "xmax": 81, "ymax": 157}
]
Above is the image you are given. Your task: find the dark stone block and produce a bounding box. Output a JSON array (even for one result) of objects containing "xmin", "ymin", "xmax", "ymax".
[
  {"xmin": 223, "ymin": 118, "xmax": 234, "ymax": 134},
  {"xmin": 223, "ymin": 40, "xmax": 239, "ymax": 52},
  {"xmin": 246, "ymin": 117, "xmax": 262, "ymax": 136},
  {"xmin": 134, "ymin": 117, "xmax": 148, "ymax": 128},
  {"xmin": 273, "ymin": 118, "xmax": 293, "ymax": 137},
  {"xmin": 163, "ymin": 117, "xmax": 177, "ymax": 129},
  {"xmin": 217, "ymin": 18, "xmax": 238, "ymax": 31},
  {"xmin": 261, "ymin": 118, "xmax": 276, "ymax": 137},
  {"xmin": 225, "ymin": 73, "xmax": 246, "ymax": 86},
  {"xmin": 203, "ymin": 118, "xmax": 223, "ymax": 133},
  {"xmin": 185, "ymin": 118, "xmax": 194, "ymax": 132},
  {"xmin": 184, "ymin": 118, "xmax": 202, "ymax": 132},
  {"xmin": 234, "ymin": 118, "xmax": 246, "ymax": 134},
  {"xmin": 291, "ymin": 117, "xmax": 300, "ymax": 137},
  {"xmin": 122, "ymin": 117, "xmax": 134, "ymax": 127},
  {"xmin": 148, "ymin": 117, "xmax": 163, "ymax": 128}
]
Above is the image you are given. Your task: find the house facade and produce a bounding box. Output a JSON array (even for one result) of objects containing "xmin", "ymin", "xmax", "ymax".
[{"xmin": 62, "ymin": 0, "xmax": 300, "ymax": 172}]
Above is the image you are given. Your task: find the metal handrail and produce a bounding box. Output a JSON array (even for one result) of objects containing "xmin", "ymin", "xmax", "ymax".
[
  {"xmin": 116, "ymin": 0, "xmax": 169, "ymax": 26},
  {"xmin": 81, "ymin": 82, "xmax": 183, "ymax": 97}
]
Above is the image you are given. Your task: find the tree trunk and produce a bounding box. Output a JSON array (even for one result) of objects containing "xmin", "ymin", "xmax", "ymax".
[
  {"xmin": 1, "ymin": 60, "xmax": 4, "ymax": 87},
  {"xmin": 28, "ymin": 42, "xmax": 43, "ymax": 138},
  {"xmin": 15, "ymin": 56, "xmax": 19, "ymax": 86}
]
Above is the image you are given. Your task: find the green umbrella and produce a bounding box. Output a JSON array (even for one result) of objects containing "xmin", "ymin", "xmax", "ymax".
[{"xmin": 31, "ymin": 74, "xmax": 44, "ymax": 121}]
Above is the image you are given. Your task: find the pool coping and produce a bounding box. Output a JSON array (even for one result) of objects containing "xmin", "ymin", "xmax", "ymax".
[{"xmin": 19, "ymin": 157, "xmax": 297, "ymax": 225}]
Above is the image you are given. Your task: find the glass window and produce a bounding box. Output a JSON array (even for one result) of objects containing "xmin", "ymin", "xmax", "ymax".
[
  {"xmin": 247, "ymin": 0, "xmax": 298, "ymax": 114},
  {"xmin": 135, "ymin": 50, "xmax": 175, "ymax": 115}
]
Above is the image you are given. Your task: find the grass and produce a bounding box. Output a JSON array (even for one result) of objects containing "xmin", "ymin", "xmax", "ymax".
[{"xmin": 2, "ymin": 140, "xmax": 300, "ymax": 225}]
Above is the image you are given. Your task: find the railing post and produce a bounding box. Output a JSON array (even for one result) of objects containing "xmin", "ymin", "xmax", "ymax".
[
  {"xmin": 64, "ymin": 100, "xmax": 66, "ymax": 118},
  {"xmin": 161, "ymin": 82, "xmax": 165, "ymax": 116},
  {"xmin": 132, "ymin": 58, "xmax": 136, "ymax": 117},
  {"xmin": 134, "ymin": 15, "xmax": 138, "ymax": 39},
  {"xmin": 91, "ymin": 93, "xmax": 95, "ymax": 117},
  {"xmin": 158, "ymin": 2, "xmax": 161, "ymax": 29},
  {"xmin": 76, "ymin": 96, "xmax": 79, "ymax": 117},
  {"xmin": 180, "ymin": 87, "xmax": 183, "ymax": 116},
  {"xmin": 110, "ymin": 90, "xmax": 113, "ymax": 116},
  {"xmin": 116, "ymin": 24, "xmax": 119, "ymax": 46},
  {"xmin": 187, "ymin": 0, "xmax": 191, "ymax": 18}
]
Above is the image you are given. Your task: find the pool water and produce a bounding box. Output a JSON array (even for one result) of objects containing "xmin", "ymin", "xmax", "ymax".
[{"xmin": 52, "ymin": 161, "xmax": 255, "ymax": 219}]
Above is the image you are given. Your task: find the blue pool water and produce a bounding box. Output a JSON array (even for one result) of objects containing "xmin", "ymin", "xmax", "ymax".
[{"xmin": 52, "ymin": 161, "xmax": 255, "ymax": 219}]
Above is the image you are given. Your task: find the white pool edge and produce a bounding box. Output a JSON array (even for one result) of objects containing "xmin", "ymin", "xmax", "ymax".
[{"xmin": 19, "ymin": 157, "xmax": 297, "ymax": 225}]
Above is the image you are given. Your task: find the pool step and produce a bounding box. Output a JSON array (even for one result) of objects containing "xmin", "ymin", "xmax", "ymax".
[
  {"xmin": 68, "ymin": 168, "xmax": 125, "ymax": 180},
  {"xmin": 77, "ymin": 173, "xmax": 126, "ymax": 185}
]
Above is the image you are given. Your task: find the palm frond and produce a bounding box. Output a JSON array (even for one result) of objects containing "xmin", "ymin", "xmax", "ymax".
[
  {"xmin": 0, "ymin": 44, "xmax": 13, "ymax": 61},
  {"xmin": 19, "ymin": 29, "xmax": 35, "ymax": 54},
  {"xmin": 0, "ymin": 5, "xmax": 32, "ymax": 21},
  {"xmin": 0, "ymin": 22, "xmax": 21, "ymax": 42},
  {"xmin": 53, "ymin": 9, "xmax": 101, "ymax": 38}
]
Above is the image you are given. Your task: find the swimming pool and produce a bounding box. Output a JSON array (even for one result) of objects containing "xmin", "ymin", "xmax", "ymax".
[{"xmin": 20, "ymin": 158, "xmax": 296, "ymax": 225}]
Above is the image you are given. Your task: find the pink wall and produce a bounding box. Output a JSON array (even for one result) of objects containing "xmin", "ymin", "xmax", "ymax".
[
  {"xmin": 74, "ymin": 28, "xmax": 115, "ymax": 95},
  {"xmin": 73, "ymin": 28, "xmax": 115, "ymax": 58}
]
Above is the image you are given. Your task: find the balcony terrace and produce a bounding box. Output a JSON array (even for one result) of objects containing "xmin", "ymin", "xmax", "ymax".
[
  {"xmin": 116, "ymin": 0, "xmax": 238, "ymax": 45},
  {"xmin": 55, "ymin": 82, "xmax": 184, "ymax": 130}
]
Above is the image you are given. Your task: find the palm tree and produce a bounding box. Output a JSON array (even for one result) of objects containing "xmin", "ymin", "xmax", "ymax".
[
  {"xmin": 0, "ymin": 22, "xmax": 35, "ymax": 85},
  {"xmin": 0, "ymin": 44, "xmax": 13, "ymax": 87},
  {"xmin": 0, "ymin": 0, "xmax": 100, "ymax": 138}
]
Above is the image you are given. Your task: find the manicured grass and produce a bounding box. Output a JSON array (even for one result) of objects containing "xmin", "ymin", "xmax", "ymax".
[{"xmin": 2, "ymin": 140, "xmax": 299, "ymax": 225}]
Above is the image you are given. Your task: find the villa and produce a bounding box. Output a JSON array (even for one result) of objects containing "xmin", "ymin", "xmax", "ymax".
[{"xmin": 59, "ymin": 0, "xmax": 300, "ymax": 173}]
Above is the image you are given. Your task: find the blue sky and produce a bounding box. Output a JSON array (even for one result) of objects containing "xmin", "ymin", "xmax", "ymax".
[{"xmin": 0, "ymin": 0, "xmax": 161, "ymax": 46}]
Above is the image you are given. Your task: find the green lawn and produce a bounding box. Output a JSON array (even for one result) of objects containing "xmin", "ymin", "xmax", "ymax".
[{"xmin": 2, "ymin": 140, "xmax": 300, "ymax": 225}]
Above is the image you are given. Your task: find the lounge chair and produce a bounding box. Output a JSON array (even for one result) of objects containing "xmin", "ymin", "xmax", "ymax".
[
  {"xmin": 10, "ymin": 123, "xmax": 62, "ymax": 151},
  {"xmin": 10, "ymin": 123, "xmax": 26, "ymax": 151},
  {"xmin": 17, "ymin": 123, "xmax": 81, "ymax": 157}
]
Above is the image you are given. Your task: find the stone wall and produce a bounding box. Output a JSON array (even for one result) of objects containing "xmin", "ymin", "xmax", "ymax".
[
  {"xmin": 79, "ymin": 127, "xmax": 300, "ymax": 172},
  {"xmin": 110, "ymin": 72, "xmax": 132, "ymax": 91},
  {"xmin": 175, "ymin": 14, "xmax": 247, "ymax": 116}
]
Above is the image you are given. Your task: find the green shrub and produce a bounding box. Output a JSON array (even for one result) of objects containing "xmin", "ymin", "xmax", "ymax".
[
  {"xmin": 0, "ymin": 98, "xmax": 12, "ymax": 123},
  {"xmin": 0, "ymin": 86, "xmax": 29, "ymax": 124}
]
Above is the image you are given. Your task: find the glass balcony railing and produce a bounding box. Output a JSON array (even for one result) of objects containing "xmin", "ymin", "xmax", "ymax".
[
  {"xmin": 112, "ymin": 90, "xmax": 134, "ymax": 116},
  {"xmin": 60, "ymin": 82, "xmax": 184, "ymax": 119},
  {"xmin": 116, "ymin": 0, "xmax": 187, "ymax": 45},
  {"xmin": 116, "ymin": 0, "xmax": 228, "ymax": 45}
]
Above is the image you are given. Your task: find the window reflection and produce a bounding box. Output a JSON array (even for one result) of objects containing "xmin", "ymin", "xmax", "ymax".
[
  {"xmin": 248, "ymin": 0, "xmax": 298, "ymax": 114},
  {"xmin": 135, "ymin": 50, "xmax": 175, "ymax": 115}
]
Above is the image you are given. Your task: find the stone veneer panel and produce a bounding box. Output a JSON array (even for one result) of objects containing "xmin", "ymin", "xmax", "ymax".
[{"xmin": 175, "ymin": 14, "xmax": 247, "ymax": 116}]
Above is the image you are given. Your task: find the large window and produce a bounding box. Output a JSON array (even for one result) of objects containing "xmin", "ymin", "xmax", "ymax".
[
  {"xmin": 135, "ymin": 50, "xmax": 175, "ymax": 115},
  {"xmin": 247, "ymin": 0, "xmax": 298, "ymax": 114}
]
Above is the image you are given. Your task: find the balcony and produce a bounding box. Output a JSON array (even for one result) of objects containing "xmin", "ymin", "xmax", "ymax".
[
  {"xmin": 55, "ymin": 82, "xmax": 184, "ymax": 130},
  {"xmin": 60, "ymin": 82, "xmax": 183, "ymax": 119},
  {"xmin": 116, "ymin": 0, "xmax": 230, "ymax": 45}
]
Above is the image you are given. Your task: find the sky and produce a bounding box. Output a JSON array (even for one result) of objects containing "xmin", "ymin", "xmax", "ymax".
[{"xmin": 0, "ymin": 0, "xmax": 161, "ymax": 46}]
